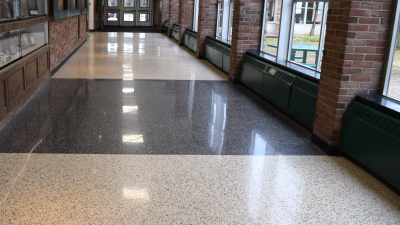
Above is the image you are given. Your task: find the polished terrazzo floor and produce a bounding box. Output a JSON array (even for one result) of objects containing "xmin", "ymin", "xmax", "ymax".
[
  {"xmin": 53, "ymin": 32, "xmax": 227, "ymax": 80},
  {"xmin": 1, "ymin": 32, "xmax": 400, "ymax": 224}
]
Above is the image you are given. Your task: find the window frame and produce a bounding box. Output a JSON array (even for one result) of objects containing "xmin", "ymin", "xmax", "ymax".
[
  {"xmin": 381, "ymin": 0, "xmax": 400, "ymax": 100},
  {"xmin": 260, "ymin": 0, "xmax": 329, "ymax": 72}
]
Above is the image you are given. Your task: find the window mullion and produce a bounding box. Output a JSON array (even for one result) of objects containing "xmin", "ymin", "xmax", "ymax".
[{"xmin": 276, "ymin": 0, "xmax": 293, "ymax": 62}]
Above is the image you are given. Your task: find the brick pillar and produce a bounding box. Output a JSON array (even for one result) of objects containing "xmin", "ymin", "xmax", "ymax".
[
  {"xmin": 160, "ymin": 0, "xmax": 170, "ymax": 30},
  {"xmin": 313, "ymin": 0, "xmax": 392, "ymax": 153},
  {"xmin": 179, "ymin": 0, "xmax": 194, "ymax": 44},
  {"xmin": 228, "ymin": 0, "xmax": 263, "ymax": 82},
  {"xmin": 195, "ymin": 0, "xmax": 218, "ymax": 57},
  {"xmin": 169, "ymin": 0, "xmax": 179, "ymax": 36}
]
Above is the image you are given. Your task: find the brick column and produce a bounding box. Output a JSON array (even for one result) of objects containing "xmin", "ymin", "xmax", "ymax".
[
  {"xmin": 169, "ymin": 0, "xmax": 179, "ymax": 36},
  {"xmin": 195, "ymin": 0, "xmax": 218, "ymax": 57},
  {"xmin": 313, "ymin": 0, "xmax": 392, "ymax": 153},
  {"xmin": 160, "ymin": 0, "xmax": 170, "ymax": 30},
  {"xmin": 179, "ymin": 0, "xmax": 194, "ymax": 44},
  {"xmin": 229, "ymin": 0, "xmax": 263, "ymax": 82}
]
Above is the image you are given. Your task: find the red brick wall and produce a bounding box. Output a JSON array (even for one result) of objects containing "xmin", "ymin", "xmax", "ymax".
[
  {"xmin": 229, "ymin": 0, "xmax": 264, "ymax": 80},
  {"xmin": 314, "ymin": 0, "xmax": 392, "ymax": 146},
  {"xmin": 169, "ymin": 0, "xmax": 179, "ymax": 35},
  {"xmin": 196, "ymin": 0, "xmax": 218, "ymax": 56},
  {"xmin": 49, "ymin": 14, "xmax": 87, "ymax": 70},
  {"xmin": 162, "ymin": 0, "xmax": 170, "ymax": 26},
  {"xmin": 179, "ymin": 0, "xmax": 194, "ymax": 43}
]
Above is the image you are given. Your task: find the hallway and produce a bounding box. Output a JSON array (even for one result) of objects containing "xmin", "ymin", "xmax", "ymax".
[{"xmin": 0, "ymin": 33, "xmax": 400, "ymax": 223}]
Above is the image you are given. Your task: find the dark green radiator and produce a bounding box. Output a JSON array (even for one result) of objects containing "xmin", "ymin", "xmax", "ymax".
[
  {"xmin": 188, "ymin": 33, "xmax": 197, "ymax": 52},
  {"xmin": 163, "ymin": 21, "xmax": 169, "ymax": 34},
  {"xmin": 239, "ymin": 54, "xmax": 268, "ymax": 94},
  {"xmin": 287, "ymin": 77, "xmax": 319, "ymax": 129},
  {"xmin": 339, "ymin": 101, "xmax": 400, "ymax": 191},
  {"xmin": 203, "ymin": 37, "xmax": 230, "ymax": 73},
  {"xmin": 171, "ymin": 24, "xmax": 180, "ymax": 41},
  {"xmin": 260, "ymin": 65, "xmax": 297, "ymax": 111},
  {"xmin": 223, "ymin": 48, "xmax": 230, "ymax": 73},
  {"xmin": 183, "ymin": 30, "xmax": 190, "ymax": 47}
]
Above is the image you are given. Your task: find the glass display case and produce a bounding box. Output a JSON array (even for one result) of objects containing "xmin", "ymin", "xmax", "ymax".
[
  {"xmin": 0, "ymin": 0, "xmax": 47, "ymax": 22},
  {"xmin": 0, "ymin": 21, "xmax": 48, "ymax": 68},
  {"xmin": 0, "ymin": 29, "xmax": 21, "ymax": 66}
]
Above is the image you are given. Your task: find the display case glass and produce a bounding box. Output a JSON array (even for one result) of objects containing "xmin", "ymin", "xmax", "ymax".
[
  {"xmin": 0, "ymin": 0, "xmax": 47, "ymax": 22},
  {"xmin": 0, "ymin": 21, "xmax": 48, "ymax": 69},
  {"xmin": 0, "ymin": 29, "xmax": 21, "ymax": 68},
  {"xmin": 21, "ymin": 21, "xmax": 47, "ymax": 56}
]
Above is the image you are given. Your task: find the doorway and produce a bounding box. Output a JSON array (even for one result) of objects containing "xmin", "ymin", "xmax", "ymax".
[{"xmin": 104, "ymin": 0, "xmax": 152, "ymax": 26}]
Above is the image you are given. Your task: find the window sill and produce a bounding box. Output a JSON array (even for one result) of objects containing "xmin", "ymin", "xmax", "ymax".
[
  {"xmin": 246, "ymin": 49, "xmax": 320, "ymax": 83},
  {"xmin": 207, "ymin": 35, "xmax": 232, "ymax": 47},
  {"xmin": 356, "ymin": 95, "xmax": 400, "ymax": 118},
  {"xmin": 186, "ymin": 27, "xmax": 197, "ymax": 33}
]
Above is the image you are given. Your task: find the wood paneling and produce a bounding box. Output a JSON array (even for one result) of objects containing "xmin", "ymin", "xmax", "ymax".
[
  {"xmin": 39, "ymin": 52, "xmax": 49, "ymax": 76},
  {"xmin": 7, "ymin": 69, "xmax": 24, "ymax": 103},
  {"xmin": 26, "ymin": 59, "xmax": 38, "ymax": 88},
  {"xmin": 0, "ymin": 45, "xmax": 50, "ymax": 128},
  {"xmin": 0, "ymin": 80, "xmax": 5, "ymax": 111},
  {"xmin": 0, "ymin": 17, "xmax": 48, "ymax": 33}
]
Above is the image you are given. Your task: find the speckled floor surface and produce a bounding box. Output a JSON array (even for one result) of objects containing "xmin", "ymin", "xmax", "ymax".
[
  {"xmin": 52, "ymin": 32, "xmax": 228, "ymax": 80},
  {"xmin": 1, "ymin": 154, "xmax": 400, "ymax": 224},
  {"xmin": 1, "ymin": 32, "xmax": 400, "ymax": 224}
]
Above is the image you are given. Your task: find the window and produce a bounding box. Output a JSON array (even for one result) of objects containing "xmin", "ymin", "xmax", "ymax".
[
  {"xmin": 107, "ymin": 12, "xmax": 118, "ymax": 21},
  {"xmin": 228, "ymin": 1, "xmax": 234, "ymax": 41},
  {"xmin": 140, "ymin": 0, "xmax": 150, "ymax": 8},
  {"xmin": 124, "ymin": 13, "xmax": 134, "ymax": 21},
  {"xmin": 261, "ymin": 0, "xmax": 282, "ymax": 55},
  {"xmin": 216, "ymin": 0, "xmax": 234, "ymax": 40},
  {"xmin": 260, "ymin": 0, "xmax": 328, "ymax": 72},
  {"xmin": 216, "ymin": 1, "xmax": 224, "ymax": 38},
  {"xmin": 140, "ymin": 13, "xmax": 150, "ymax": 22},
  {"xmin": 108, "ymin": 0, "xmax": 118, "ymax": 7},
  {"xmin": 193, "ymin": 0, "xmax": 200, "ymax": 31},
  {"xmin": 383, "ymin": 3, "xmax": 400, "ymax": 100},
  {"xmin": 124, "ymin": 0, "xmax": 134, "ymax": 7}
]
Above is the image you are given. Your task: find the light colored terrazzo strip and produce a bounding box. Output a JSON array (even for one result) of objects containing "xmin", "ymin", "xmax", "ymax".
[
  {"xmin": 52, "ymin": 32, "xmax": 228, "ymax": 81},
  {"xmin": 0, "ymin": 154, "xmax": 399, "ymax": 224}
]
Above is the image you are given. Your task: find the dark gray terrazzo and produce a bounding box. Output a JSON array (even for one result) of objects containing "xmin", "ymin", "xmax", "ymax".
[{"xmin": 0, "ymin": 79, "xmax": 323, "ymax": 155}]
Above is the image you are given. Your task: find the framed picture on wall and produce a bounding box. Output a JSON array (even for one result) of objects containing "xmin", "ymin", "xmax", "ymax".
[{"xmin": 28, "ymin": 0, "xmax": 39, "ymax": 15}]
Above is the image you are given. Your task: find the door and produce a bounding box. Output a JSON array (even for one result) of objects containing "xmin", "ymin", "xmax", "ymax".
[
  {"xmin": 104, "ymin": 0, "xmax": 152, "ymax": 26},
  {"xmin": 121, "ymin": 0, "xmax": 135, "ymax": 26}
]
